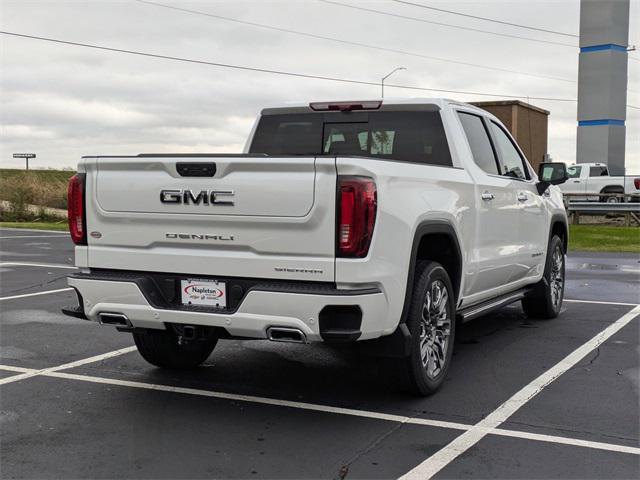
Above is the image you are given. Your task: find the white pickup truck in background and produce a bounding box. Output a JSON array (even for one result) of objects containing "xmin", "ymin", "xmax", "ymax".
[{"xmin": 560, "ymin": 162, "xmax": 640, "ymax": 202}]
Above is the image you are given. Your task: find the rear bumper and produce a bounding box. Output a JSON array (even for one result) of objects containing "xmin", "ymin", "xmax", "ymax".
[{"xmin": 66, "ymin": 273, "xmax": 391, "ymax": 342}]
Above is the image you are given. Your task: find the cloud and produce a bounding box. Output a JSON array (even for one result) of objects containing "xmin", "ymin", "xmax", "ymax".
[{"xmin": 1, "ymin": 0, "xmax": 638, "ymax": 172}]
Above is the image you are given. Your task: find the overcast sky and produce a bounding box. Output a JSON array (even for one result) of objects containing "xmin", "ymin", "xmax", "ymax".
[{"xmin": 1, "ymin": 0, "xmax": 638, "ymax": 171}]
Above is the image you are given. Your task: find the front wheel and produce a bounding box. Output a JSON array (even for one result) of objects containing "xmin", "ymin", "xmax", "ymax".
[
  {"xmin": 522, "ymin": 235, "xmax": 565, "ymax": 319},
  {"xmin": 395, "ymin": 261, "xmax": 456, "ymax": 396}
]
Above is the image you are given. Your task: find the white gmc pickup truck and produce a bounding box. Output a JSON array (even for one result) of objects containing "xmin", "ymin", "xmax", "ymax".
[{"xmin": 63, "ymin": 98, "xmax": 569, "ymax": 395}]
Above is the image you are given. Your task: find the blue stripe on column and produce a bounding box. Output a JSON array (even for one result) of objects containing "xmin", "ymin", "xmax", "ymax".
[
  {"xmin": 578, "ymin": 119, "xmax": 625, "ymax": 126},
  {"xmin": 580, "ymin": 44, "xmax": 627, "ymax": 53}
]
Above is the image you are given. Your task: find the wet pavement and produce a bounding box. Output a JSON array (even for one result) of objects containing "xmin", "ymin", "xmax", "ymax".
[{"xmin": 1, "ymin": 228, "xmax": 638, "ymax": 479}]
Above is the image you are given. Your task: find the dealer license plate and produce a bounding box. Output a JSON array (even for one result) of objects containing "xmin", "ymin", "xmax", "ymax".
[{"xmin": 181, "ymin": 279, "xmax": 227, "ymax": 308}]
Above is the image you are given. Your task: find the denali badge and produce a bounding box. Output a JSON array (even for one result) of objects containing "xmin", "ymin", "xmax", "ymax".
[
  {"xmin": 160, "ymin": 189, "xmax": 234, "ymax": 206},
  {"xmin": 166, "ymin": 233, "xmax": 234, "ymax": 241}
]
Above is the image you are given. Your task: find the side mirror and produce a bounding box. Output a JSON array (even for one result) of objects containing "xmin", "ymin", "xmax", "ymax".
[{"xmin": 536, "ymin": 162, "xmax": 568, "ymax": 194}]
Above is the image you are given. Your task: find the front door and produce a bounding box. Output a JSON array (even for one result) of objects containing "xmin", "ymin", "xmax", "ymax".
[
  {"xmin": 563, "ymin": 165, "xmax": 586, "ymax": 194},
  {"xmin": 486, "ymin": 120, "xmax": 547, "ymax": 282}
]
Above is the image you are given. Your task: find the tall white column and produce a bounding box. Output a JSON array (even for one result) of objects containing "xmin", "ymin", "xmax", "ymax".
[{"xmin": 576, "ymin": 0, "xmax": 629, "ymax": 175}]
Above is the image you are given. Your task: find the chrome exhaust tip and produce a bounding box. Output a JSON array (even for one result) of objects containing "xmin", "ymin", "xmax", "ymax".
[
  {"xmin": 98, "ymin": 312, "xmax": 131, "ymax": 327},
  {"xmin": 266, "ymin": 327, "xmax": 307, "ymax": 344}
]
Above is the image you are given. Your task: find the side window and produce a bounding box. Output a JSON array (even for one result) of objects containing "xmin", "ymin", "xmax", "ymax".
[
  {"xmin": 488, "ymin": 121, "xmax": 528, "ymax": 180},
  {"xmin": 567, "ymin": 166, "xmax": 582, "ymax": 178},
  {"xmin": 457, "ymin": 112, "xmax": 499, "ymax": 175},
  {"xmin": 589, "ymin": 166, "xmax": 608, "ymax": 177}
]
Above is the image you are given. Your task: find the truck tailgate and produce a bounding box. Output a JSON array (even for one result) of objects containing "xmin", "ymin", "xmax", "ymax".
[{"xmin": 83, "ymin": 155, "xmax": 337, "ymax": 282}]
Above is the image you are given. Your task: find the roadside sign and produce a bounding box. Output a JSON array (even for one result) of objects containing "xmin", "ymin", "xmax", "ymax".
[{"xmin": 12, "ymin": 153, "xmax": 36, "ymax": 170}]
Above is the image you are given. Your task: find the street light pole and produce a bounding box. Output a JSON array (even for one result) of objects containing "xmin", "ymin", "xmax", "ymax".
[{"xmin": 381, "ymin": 67, "xmax": 406, "ymax": 98}]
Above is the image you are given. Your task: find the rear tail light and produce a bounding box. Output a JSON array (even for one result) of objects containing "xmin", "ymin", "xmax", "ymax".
[
  {"xmin": 337, "ymin": 176, "xmax": 377, "ymax": 258},
  {"xmin": 634, "ymin": 178, "xmax": 640, "ymax": 190},
  {"xmin": 67, "ymin": 173, "xmax": 87, "ymax": 245}
]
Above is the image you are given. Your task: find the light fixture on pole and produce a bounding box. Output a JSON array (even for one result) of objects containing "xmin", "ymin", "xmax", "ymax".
[{"xmin": 381, "ymin": 67, "xmax": 406, "ymax": 98}]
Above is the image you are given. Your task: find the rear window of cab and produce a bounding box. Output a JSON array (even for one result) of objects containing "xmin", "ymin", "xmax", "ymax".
[{"xmin": 249, "ymin": 111, "xmax": 453, "ymax": 167}]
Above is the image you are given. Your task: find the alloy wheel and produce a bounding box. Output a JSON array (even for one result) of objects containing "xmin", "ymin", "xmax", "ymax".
[
  {"xmin": 550, "ymin": 245, "xmax": 564, "ymax": 309},
  {"xmin": 418, "ymin": 280, "xmax": 452, "ymax": 379}
]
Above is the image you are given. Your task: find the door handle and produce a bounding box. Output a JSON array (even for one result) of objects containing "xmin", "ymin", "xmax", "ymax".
[
  {"xmin": 517, "ymin": 193, "xmax": 528, "ymax": 202},
  {"xmin": 481, "ymin": 192, "xmax": 495, "ymax": 201},
  {"xmin": 572, "ymin": 180, "xmax": 580, "ymax": 183}
]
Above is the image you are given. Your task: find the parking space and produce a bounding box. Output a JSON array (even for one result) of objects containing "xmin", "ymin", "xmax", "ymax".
[
  {"xmin": 1, "ymin": 228, "xmax": 639, "ymax": 479},
  {"xmin": 505, "ymin": 320, "xmax": 639, "ymax": 447},
  {"xmin": 61, "ymin": 302, "xmax": 630, "ymax": 426},
  {"xmin": 0, "ymin": 228, "xmax": 72, "ymax": 265},
  {"xmin": 434, "ymin": 435, "xmax": 639, "ymax": 479},
  {"xmin": 0, "ymin": 375, "xmax": 462, "ymax": 479}
]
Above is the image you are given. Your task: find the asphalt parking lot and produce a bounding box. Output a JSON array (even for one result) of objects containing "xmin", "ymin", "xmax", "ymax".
[{"xmin": 1, "ymin": 227, "xmax": 638, "ymax": 479}]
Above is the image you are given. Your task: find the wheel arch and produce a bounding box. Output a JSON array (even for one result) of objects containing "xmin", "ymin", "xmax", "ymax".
[
  {"xmin": 400, "ymin": 221, "xmax": 463, "ymax": 325},
  {"xmin": 550, "ymin": 214, "xmax": 568, "ymax": 253},
  {"xmin": 358, "ymin": 220, "xmax": 463, "ymax": 358},
  {"xmin": 599, "ymin": 185, "xmax": 624, "ymax": 193}
]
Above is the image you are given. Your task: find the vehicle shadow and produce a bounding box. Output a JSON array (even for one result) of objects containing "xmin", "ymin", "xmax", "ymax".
[{"xmin": 124, "ymin": 303, "xmax": 547, "ymax": 422}]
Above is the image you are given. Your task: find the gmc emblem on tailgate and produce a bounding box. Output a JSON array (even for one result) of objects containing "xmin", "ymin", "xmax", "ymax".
[{"xmin": 160, "ymin": 189, "xmax": 234, "ymax": 206}]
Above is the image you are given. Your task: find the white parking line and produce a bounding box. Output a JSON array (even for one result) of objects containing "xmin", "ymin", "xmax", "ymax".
[
  {"xmin": 0, "ymin": 365, "xmax": 33, "ymax": 373},
  {"xmin": 0, "ymin": 363, "xmax": 636, "ymax": 456},
  {"xmin": 565, "ymin": 299, "xmax": 639, "ymax": 307},
  {"xmin": 490, "ymin": 428, "xmax": 640, "ymax": 456},
  {"xmin": 0, "ymin": 262, "xmax": 77, "ymax": 270},
  {"xmin": 0, "ymin": 228, "xmax": 68, "ymax": 234},
  {"xmin": 0, "ymin": 346, "xmax": 137, "ymax": 385},
  {"xmin": 399, "ymin": 304, "xmax": 640, "ymax": 479},
  {"xmin": 0, "ymin": 287, "xmax": 74, "ymax": 302},
  {"xmin": 0, "ymin": 235, "xmax": 69, "ymax": 239}
]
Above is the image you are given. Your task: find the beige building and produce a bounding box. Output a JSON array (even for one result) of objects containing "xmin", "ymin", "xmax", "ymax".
[{"xmin": 471, "ymin": 100, "xmax": 550, "ymax": 173}]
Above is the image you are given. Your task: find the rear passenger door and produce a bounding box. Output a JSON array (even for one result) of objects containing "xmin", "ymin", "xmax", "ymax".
[
  {"xmin": 486, "ymin": 120, "xmax": 547, "ymax": 283},
  {"xmin": 457, "ymin": 112, "xmax": 521, "ymax": 299}
]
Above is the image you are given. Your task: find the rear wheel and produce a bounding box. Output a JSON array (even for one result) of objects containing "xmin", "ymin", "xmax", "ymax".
[
  {"xmin": 600, "ymin": 188, "xmax": 624, "ymax": 203},
  {"xmin": 394, "ymin": 261, "xmax": 456, "ymax": 396},
  {"xmin": 133, "ymin": 327, "xmax": 218, "ymax": 369},
  {"xmin": 522, "ymin": 235, "xmax": 565, "ymax": 319}
]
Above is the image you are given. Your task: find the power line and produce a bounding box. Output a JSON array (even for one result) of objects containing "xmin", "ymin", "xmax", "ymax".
[
  {"xmin": 320, "ymin": 0, "xmax": 577, "ymax": 48},
  {"xmin": 134, "ymin": 0, "xmax": 575, "ymax": 84},
  {"xmin": 0, "ymin": 30, "xmax": 578, "ymax": 102},
  {"xmin": 389, "ymin": 0, "xmax": 578, "ymax": 38}
]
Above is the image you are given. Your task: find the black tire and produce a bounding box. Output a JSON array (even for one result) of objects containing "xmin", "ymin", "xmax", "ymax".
[
  {"xmin": 599, "ymin": 189, "xmax": 624, "ymax": 203},
  {"xmin": 394, "ymin": 261, "xmax": 456, "ymax": 396},
  {"xmin": 132, "ymin": 327, "xmax": 217, "ymax": 369},
  {"xmin": 522, "ymin": 235, "xmax": 565, "ymax": 319}
]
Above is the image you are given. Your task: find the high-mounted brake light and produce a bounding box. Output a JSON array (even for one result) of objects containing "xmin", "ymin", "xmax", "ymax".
[
  {"xmin": 310, "ymin": 101, "xmax": 382, "ymax": 112},
  {"xmin": 67, "ymin": 173, "xmax": 87, "ymax": 245},
  {"xmin": 634, "ymin": 178, "xmax": 640, "ymax": 190},
  {"xmin": 338, "ymin": 177, "xmax": 377, "ymax": 258}
]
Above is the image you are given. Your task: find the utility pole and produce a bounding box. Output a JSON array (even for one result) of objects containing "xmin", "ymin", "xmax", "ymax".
[{"xmin": 381, "ymin": 67, "xmax": 406, "ymax": 98}]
